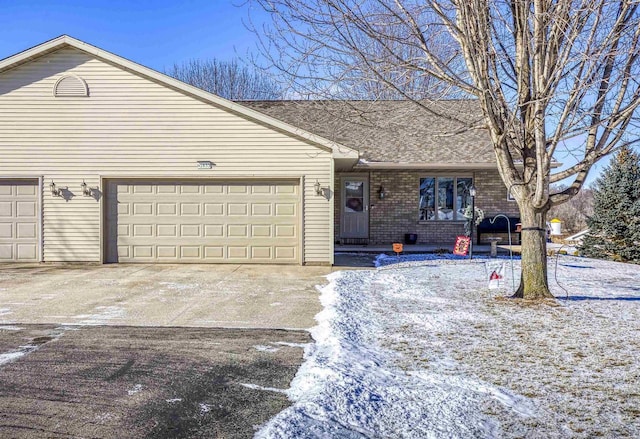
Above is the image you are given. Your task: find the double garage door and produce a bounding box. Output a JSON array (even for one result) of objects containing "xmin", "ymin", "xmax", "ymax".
[
  {"xmin": 105, "ymin": 179, "xmax": 300, "ymax": 264},
  {"xmin": 0, "ymin": 179, "xmax": 40, "ymax": 262}
]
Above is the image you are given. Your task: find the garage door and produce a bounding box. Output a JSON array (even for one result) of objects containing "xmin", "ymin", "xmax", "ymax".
[
  {"xmin": 105, "ymin": 180, "xmax": 300, "ymax": 264},
  {"xmin": 0, "ymin": 179, "xmax": 40, "ymax": 262}
]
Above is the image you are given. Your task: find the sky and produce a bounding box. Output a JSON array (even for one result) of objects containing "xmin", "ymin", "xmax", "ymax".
[{"xmin": 0, "ymin": 0, "xmax": 265, "ymax": 72}]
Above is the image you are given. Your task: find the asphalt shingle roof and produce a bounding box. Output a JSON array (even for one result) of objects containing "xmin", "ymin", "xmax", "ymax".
[{"xmin": 239, "ymin": 100, "xmax": 495, "ymax": 165}]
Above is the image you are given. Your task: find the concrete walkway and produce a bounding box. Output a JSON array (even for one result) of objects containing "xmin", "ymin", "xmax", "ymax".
[{"xmin": 0, "ymin": 264, "xmax": 331, "ymax": 330}]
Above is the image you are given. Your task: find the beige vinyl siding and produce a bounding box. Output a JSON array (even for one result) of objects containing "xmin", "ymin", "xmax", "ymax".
[{"xmin": 0, "ymin": 47, "xmax": 332, "ymax": 263}]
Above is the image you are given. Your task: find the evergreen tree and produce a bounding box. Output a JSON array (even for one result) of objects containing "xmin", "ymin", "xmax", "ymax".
[{"xmin": 581, "ymin": 146, "xmax": 640, "ymax": 263}]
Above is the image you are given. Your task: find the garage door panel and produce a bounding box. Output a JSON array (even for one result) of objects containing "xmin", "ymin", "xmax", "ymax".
[
  {"xmin": 106, "ymin": 180, "xmax": 299, "ymax": 264},
  {"xmin": 0, "ymin": 202, "xmax": 12, "ymax": 217},
  {"xmin": 0, "ymin": 244, "xmax": 13, "ymax": 260},
  {"xmin": 275, "ymin": 247, "xmax": 297, "ymax": 260},
  {"xmin": 16, "ymin": 185, "xmax": 37, "ymax": 196},
  {"xmin": 158, "ymin": 224, "xmax": 178, "ymax": 237},
  {"xmin": 228, "ymin": 185, "xmax": 249, "ymax": 194},
  {"xmin": 275, "ymin": 204, "xmax": 297, "ymax": 216},
  {"xmin": 0, "ymin": 180, "xmax": 40, "ymax": 262},
  {"xmin": 204, "ymin": 203, "xmax": 224, "ymax": 215},
  {"xmin": 133, "ymin": 246, "xmax": 153, "ymax": 258},
  {"xmin": 17, "ymin": 223, "xmax": 37, "ymax": 239},
  {"xmin": 275, "ymin": 224, "xmax": 297, "ymax": 238},
  {"xmin": 204, "ymin": 246, "xmax": 225, "ymax": 259},
  {"xmin": 181, "ymin": 224, "xmax": 201, "ymax": 237},
  {"xmin": 157, "ymin": 246, "xmax": 177, "ymax": 259},
  {"xmin": 180, "ymin": 203, "xmax": 201, "ymax": 215},
  {"xmin": 157, "ymin": 203, "xmax": 178, "ymax": 215},
  {"xmin": 16, "ymin": 243, "xmax": 37, "ymax": 260},
  {"xmin": 204, "ymin": 225, "xmax": 224, "ymax": 237},
  {"xmin": 156, "ymin": 185, "xmax": 178, "ymax": 194}
]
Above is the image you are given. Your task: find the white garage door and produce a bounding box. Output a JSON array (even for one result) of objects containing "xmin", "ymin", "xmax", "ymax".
[
  {"xmin": 0, "ymin": 179, "xmax": 40, "ymax": 262},
  {"xmin": 105, "ymin": 179, "xmax": 300, "ymax": 264}
]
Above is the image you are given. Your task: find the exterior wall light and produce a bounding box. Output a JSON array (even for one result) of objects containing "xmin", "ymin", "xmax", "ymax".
[
  {"xmin": 81, "ymin": 180, "xmax": 93, "ymax": 197},
  {"xmin": 378, "ymin": 186, "xmax": 386, "ymax": 200},
  {"xmin": 314, "ymin": 180, "xmax": 323, "ymax": 196},
  {"xmin": 50, "ymin": 181, "xmax": 63, "ymax": 197}
]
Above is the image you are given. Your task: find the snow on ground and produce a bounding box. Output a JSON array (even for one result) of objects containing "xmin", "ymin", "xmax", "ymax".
[{"xmin": 256, "ymin": 254, "xmax": 640, "ymax": 438}]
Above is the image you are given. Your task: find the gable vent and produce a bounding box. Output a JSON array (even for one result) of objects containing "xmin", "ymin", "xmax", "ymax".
[{"xmin": 53, "ymin": 75, "xmax": 89, "ymax": 97}]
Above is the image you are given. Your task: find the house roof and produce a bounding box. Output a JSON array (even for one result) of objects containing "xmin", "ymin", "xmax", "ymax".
[
  {"xmin": 240, "ymin": 100, "xmax": 497, "ymax": 169},
  {"xmin": 0, "ymin": 35, "xmax": 358, "ymax": 163}
]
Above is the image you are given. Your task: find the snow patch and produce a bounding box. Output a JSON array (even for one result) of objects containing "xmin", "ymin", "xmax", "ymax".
[
  {"xmin": 0, "ymin": 349, "xmax": 33, "ymax": 366},
  {"xmin": 0, "ymin": 326, "xmax": 67, "ymax": 368},
  {"xmin": 0, "ymin": 325, "xmax": 23, "ymax": 331},
  {"xmin": 274, "ymin": 341, "xmax": 309, "ymax": 349},
  {"xmin": 74, "ymin": 306, "xmax": 125, "ymax": 325},
  {"xmin": 253, "ymin": 345, "xmax": 280, "ymax": 353},
  {"xmin": 158, "ymin": 282, "xmax": 197, "ymax": 290},
  {"xmin": 240, "ymin": 383, "xmax": 288, "ymax": 394},
  {"xmin": 127, "ymin": 384, "xmax": 143, "ymax": 396}
]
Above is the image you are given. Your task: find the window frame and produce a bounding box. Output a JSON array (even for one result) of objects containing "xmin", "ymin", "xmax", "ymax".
[{"xmin": 418, "ymin": 175, "xmax": 474, "ymax": 222}]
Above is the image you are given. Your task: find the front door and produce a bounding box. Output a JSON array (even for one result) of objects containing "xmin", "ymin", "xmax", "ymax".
[{"xmin": 340, "ymin": 176, "xmax": 369, "ymax": 239}]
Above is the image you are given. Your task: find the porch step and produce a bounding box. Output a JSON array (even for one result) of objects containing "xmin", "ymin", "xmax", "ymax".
[
  {"xmin": 335, "ymin": 244, "xmax": 522, "ymax": 254},
  {"xmin": 339, "ymin": 238, "xmax": 369, "ymax": 246}
]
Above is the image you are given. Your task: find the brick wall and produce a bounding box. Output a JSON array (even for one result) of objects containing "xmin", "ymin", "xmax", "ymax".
[{"xmin": 335, "ymin": 169, "xmax": 519, "ymax": 245}]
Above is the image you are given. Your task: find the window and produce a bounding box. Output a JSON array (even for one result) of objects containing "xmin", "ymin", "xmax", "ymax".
[
  {"xmin": 344, "ymin": 180, "xmax": 364, "ymax": 212},
  {"xmin": 419, "ymin": 177, "xmax": 473, "ymax": 221}
]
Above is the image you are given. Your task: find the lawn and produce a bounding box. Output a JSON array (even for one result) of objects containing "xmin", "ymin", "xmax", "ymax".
[{"xmin": 257, "ymin": 255, "xmax": 640, "ymax": 438}]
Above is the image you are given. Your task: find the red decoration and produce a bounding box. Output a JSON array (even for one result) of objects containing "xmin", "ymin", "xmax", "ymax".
[{"xmin": 453, "ymin": 236, "xmax": 471, "ymax": 256}]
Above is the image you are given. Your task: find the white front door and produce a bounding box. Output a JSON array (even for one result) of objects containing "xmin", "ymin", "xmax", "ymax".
[{"xmin": 340, "ymin": 177, "xmax": 369, "ymax": 239}]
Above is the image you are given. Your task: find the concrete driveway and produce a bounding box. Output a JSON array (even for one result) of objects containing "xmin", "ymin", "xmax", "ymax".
[{"xmin": 0, "ymin": 264, "xmax": 331, "ymax": 330}]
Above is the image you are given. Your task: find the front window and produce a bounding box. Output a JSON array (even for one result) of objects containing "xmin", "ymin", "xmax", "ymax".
[{"xmin": 419, "ymin": 177, "xmax": 472, "ymax": 221}]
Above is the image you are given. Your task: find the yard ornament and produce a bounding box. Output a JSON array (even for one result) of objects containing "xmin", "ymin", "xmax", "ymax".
[{"xmin": 487, "ymin": 261, "xmax": 506, "ymax": 290}]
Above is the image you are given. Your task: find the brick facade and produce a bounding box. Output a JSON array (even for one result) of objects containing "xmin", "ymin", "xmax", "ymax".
[{"xmin": 335, "ymin": 169, "xmax": 520, "ymax": 245}]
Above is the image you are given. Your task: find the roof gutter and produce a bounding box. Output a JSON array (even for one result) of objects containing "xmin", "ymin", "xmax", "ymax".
[
  {"xmin": 355, "ymin": 162, "xmax": 498, "ymax": 170},
  {"xmin": 355, "ymin": 160, "xmax": 562, "ymax": 170}
]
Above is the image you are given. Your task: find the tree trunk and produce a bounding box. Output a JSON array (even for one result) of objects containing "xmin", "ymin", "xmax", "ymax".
[{"xmin": 513, "ymin": 203, "xmax": 554, "ymax": 300}]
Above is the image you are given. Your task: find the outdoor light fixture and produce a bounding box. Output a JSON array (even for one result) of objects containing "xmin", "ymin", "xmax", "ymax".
[
  {"xmin": 470, "ymin": 186, "xmax": 477, "ymax": 198},
  {"xmin": 50, "ymin": 181, "xmax": 62, "ymax": 197},
  {"xmin": 81, "ymin": 180, "xmax": 92, "ymax": 197},
  {"xmin": 378, "ymin": 186, "xmax": 386, "ymax": 200},
  {"xmin": 314, "ymin": 180, "xmax": 323, "ymax": 196}
]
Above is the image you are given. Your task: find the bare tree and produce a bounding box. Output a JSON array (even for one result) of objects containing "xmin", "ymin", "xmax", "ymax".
[
  {"xmin": 251, "ymin": 0, "xmax": 640, "ymax": 299},
  {"xmin": 167, "ymin": 58, "xmax": 282, "ymax": 100}
]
